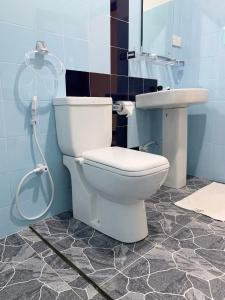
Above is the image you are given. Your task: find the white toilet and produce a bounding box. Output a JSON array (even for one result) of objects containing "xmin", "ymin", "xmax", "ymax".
[{"xmin": 53, "ymin": 97, "xmax": 169, "ymax": 243}]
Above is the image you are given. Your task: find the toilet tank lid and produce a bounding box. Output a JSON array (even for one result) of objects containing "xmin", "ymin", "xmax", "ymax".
[
  {"xmin": 82, "ymin": 147, "xmax": 169, "ymax": 172},
  {"xmin": 53, "ymin": 97, "xmax": 112, "ymax": 106}
]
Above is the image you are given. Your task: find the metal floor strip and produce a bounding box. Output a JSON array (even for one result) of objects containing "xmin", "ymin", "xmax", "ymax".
[{"xmin": 29, "ymin": 226, "xmax": 113, "ymax": 300}]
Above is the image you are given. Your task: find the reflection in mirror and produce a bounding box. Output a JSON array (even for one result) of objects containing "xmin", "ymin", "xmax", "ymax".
[
  {"xmin": 129, "ymin": 0, "xmax": 190, "ymax": 87},
  {"xmin": 142, "ymin": 0, "xmax": 174, "ymax": 57}
]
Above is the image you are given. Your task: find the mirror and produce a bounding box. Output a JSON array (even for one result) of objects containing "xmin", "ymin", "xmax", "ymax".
[{"xmin": 142, "ymin": 0, "xmax": 174, "ymax": 57}]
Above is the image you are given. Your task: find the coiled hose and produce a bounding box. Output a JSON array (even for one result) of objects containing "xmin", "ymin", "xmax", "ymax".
[{"xmin": 15, "ymin": 108, "xmax": 54, "ymax": 220}]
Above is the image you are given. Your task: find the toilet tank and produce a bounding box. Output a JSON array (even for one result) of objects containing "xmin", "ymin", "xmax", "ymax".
[{"xmin": 53, "ymin": 97, "xmax": 112, "ymax": 157}]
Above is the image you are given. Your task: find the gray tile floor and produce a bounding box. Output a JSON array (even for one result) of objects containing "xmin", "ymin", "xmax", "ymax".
[
  {"xmin": 0, "ymin": 228, "xmax": 100, "ymax": 299},
  {"xmin": 2, "ymin": 177, "xmax": 225, "ymax": 299}
]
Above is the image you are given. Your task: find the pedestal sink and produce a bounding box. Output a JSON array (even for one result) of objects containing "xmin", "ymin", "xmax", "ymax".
[{"xmin": 136, "ymin": 88, "xmax": 208, "ymax": 189}]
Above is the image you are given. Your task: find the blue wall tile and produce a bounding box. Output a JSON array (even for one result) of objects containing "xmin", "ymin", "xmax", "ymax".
[
  {"xmin": 0, "ymin": 23, "xmax": 34, "ymax": 64},
  {"xmin": 89, "ymin": 14, "xmax": 110, "ymax": 74},
  {"xmin": 183, "ymin": 1, "xmax": 225, "ymax": 182},
  {"xmin": 0, "ymin": 0, "xmax": 110, "ymax": 237},
  {"xmin": 63, "ymin": 0, "xmax": 89, "ymax": 40},
  {"xmin": 91, "ymin": 0, "xmax": 110, "ymax": 18},
  {"xmin": 4, "ymin": 101, "xmax": 32, "ymax": 137},
  {"xmin": 35, "ymin": 0, "xmax": 64, "ymax": 35},
  {"xmin": 0, "ymin": 172, "xmax": 11, "ymax": 208},
  {"xmin": 0, "ymin": 102, "xmax": 5, "ymax": 137},
  {"xmin": 6, "ymin": 136, "xmax": 36, "ymax": 171},
  {"xmin": 0, "ymin": 0, "xmax": 36, "ymax": 28},
  {"xmin": 0, "ymin": 63, "xmax": 37, "ymax": 101},
  {"xmin": 211, "ymin": 145, "xmax": 225, "ymax": 182},
  {"xmin": 38, "ymin": 101, "xmax": 56, "ymax": 135},
  {"xmin": 0, "ymin": 205, "xmax": 26, "ymax": 239},
  {"xmin": 187, "ymin": 142, "xmax": 214, "ymax": 179},
  {"xmin": 0, "ymin": 139, "xmax": 7, "ymax": 172},
  {"xmin": 211, "ymin": 103, "xmax": 225, "ymax": 146},
  {"xmin": 40, "ymin": 133, "xmax": 62, "ymax": 163},
  {"xmin": 64, "ymin": 37, "xmax": 89, "ymax": 72}
]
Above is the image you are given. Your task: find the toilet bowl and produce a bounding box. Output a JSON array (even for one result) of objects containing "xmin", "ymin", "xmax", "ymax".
[{"xmin": 53, "ymin": 97, "xmax": 169, "ymax": 243}]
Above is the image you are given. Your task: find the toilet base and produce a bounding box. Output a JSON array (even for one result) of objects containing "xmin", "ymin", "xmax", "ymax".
[
  {"xmin": 63, "ymin": 155, "xmax": 148, "ymax": 243},
  {"xmin": 74, "ymin": 195, "xmax": 148, "ymax": 243}
]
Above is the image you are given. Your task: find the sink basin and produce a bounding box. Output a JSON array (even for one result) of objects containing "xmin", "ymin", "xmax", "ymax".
[{"xmin": 136, "ymin": 88, "xmax": 208, "ymax": 109}]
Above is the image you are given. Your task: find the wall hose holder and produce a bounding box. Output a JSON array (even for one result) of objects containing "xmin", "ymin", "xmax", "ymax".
[{"xmin": 24, "ymin": 41, "xmax": 66, "ymax": 78}]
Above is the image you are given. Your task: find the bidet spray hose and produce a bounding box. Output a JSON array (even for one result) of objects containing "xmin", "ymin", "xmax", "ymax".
[{"xmin": 15, "ymin": 96, "xmax": 54, "ymax": 221}]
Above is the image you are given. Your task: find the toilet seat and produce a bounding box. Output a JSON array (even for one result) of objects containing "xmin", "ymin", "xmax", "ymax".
[{"xmin": 82, "ymin": 147, "xmax": 169, "ymax": 177}]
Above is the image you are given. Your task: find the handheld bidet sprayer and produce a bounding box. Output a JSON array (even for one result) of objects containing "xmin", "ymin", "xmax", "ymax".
[{"xmin": 31, "ymin": 95, "xmax": 38, "ymax": 125}]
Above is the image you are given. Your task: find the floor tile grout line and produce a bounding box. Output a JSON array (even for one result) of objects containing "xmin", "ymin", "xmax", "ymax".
[
  {"xmin": 17, "ymin": 231, "xmax": 84, "ymax": 300},
  {"xmin": 97, "ymin": 218, "xmax": 194, "ymax": 288},
  {"xmin": 29, "ymin": 225, "xmax": 112, "ymax": 300},
  {"xmin": 0, "ymin": 251, "xmax": 77, "ymax": 298}
]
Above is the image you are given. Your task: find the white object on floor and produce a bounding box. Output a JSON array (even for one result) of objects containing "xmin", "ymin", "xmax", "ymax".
[
  {"xmin": 175, "ymin": 182, "xmax": 225, "ymax": 221},
  {"xmin": 53, "ymin": 97, "xmax": 169, "ymax": 243}
]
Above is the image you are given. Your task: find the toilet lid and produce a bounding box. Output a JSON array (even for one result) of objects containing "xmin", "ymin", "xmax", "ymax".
[{"xmin": 82, "ymin": 147, "xmax": 169, "ymax": 176}]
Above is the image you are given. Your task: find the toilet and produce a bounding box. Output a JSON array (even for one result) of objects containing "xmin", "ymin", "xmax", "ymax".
[{"xmin": 53, "ymin": 97, "xmax": 169, "ymax": 243}]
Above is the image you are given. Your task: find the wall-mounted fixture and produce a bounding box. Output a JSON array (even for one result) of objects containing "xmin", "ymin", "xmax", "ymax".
[
  {"xmin": 113, "ymin": 101, "xmax": 135, "ymax": 117},
  {"xmin": 25, "ymin": 40, "xmax": 65, "ymax": 77},
  {"xmin": 126, "ymin": 50, "xmax": 185, "ymax": 67}
]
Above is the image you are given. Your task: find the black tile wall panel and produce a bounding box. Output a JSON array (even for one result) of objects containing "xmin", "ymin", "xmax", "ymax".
[
  {"xmin": 143, "ymin": 78, "xmax": 158, "ymax": 93},
  {"xmin": 116, "ymin": 126, "xmax": 127, "ymax": 148},
  {"xmin": 129, "ymin": 77, "xmax": 144, "ymax": 99},
  {"xmin": 110, "ymin": 0, "xmax": 129, "ymax": 22},
  {"xmin": 111, "ymin": 17, "xmax": 129, "ymax": 49},
  {"xmin": 66, "ymin": 70, "xmax": 90, "ymax": 96},
  {"xmin": 90, "ymin": 73, "xmax": 111, "ymax": 97},
  {"xmin": 117, "ymin": 115, "xmax": 128, "ymax": 127},
  {"xmin": 111, "ymin": 47, "xmax": 128, "ymax": 76},
  {"xmin": 111, "ymin": 75, "xmax": 129, "ymax": 101}
]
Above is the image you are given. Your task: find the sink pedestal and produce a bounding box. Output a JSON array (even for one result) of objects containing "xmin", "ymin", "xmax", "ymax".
[{"xmin": 162, "ymin": 107, "xmax": 187, "ymax": 189}]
